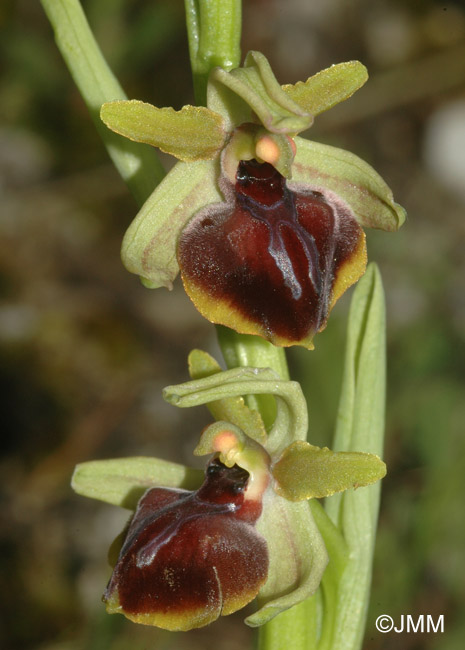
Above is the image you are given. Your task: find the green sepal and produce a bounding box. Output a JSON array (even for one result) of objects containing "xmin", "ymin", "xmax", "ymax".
[
  {"xmin": 246, "ymin": 496, "xmax": 328, "ymax": 626},
  {"xmin": 272, "ymin": 440, "xmax": 386, "ymax": 501},
  {"xmin": 256, "ymin": 500, "xmax": 349, "ymax": 646},
  {"xmin": 101, "ymin": 101, "xmax": 227, "ymax": 161},
  {"xmin": 282, "ymin": 61, "xmax": 368, "ymax": 117},
  {"xmin": 188, "ymin": 349, "xmax": 267, "ymax": 444},
  {"xmin": 208, "ymin": 51, "xmax": 313, "ymax": 134},
  {"xmin": 291, "ymin": 136, "xmax": 406, "ymax": 231},
  {"xmin": 71, "ymin": 457, "xmax": 203, "ymax": 510},
  {"xmin": 121, "ymin": 158, "xmax": 222, "ymax": 288}
]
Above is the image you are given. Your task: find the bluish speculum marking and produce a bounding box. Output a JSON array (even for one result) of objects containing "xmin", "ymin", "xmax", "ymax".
[{"xmin": 236, "ymin": 160, "xmax": 322, "ymax": 301}]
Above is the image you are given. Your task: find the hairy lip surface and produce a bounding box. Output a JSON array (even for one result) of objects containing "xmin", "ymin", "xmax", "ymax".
[
  {"xmin": 104, "ymin": 459, "xmax": 268, "ymax": 630},
  {"xmin": 178, "ymin": 159, "xmax": 364, "ymax": 344}
]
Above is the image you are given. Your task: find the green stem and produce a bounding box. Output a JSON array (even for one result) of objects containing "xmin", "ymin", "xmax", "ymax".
[
  {"xmin": 184, "ymin": 0, "xmax": 281, "ymax": 431},
  {"xmin": 216, "ymin": 325, "xmax": 289, "ymax": 430},
  {"xmin": 215, "ymin": 330, "xmax": 322, "ymax": 650},
  {"xmin": 40, "ymin": 0, "xmax": 165, "ymax": 205},
  {"xmin": 257, "ymin": 598, "xmax": 319, "ymax": 650},
  {"xmin": 184, "ymin": 0, "xmax": 242, "ymax": 105}
]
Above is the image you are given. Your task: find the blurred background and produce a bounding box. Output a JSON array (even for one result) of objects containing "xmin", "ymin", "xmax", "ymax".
[{"xmin": 1, "ymin": 1, "xmax": 464, "ymax": 649}]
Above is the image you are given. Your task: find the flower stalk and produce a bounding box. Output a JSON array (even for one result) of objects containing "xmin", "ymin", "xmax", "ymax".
[{"xmin": 184, "ymin": 0, "xmax": 242, "ymax": 105}]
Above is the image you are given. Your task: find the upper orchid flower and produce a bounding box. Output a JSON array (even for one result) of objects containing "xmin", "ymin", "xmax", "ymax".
[
  {"xmin": 101, "ymin": 51, "xmax": 405, "ymax": 348},
  {"xmin": 72, "ymin": 350, "xmax": 386, "ymax": 631}
]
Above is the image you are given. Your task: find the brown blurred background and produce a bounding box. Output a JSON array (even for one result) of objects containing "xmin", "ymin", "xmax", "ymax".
[{"xmin": 1, "ymin": 1, "xmax": 465, "ymax": 649}]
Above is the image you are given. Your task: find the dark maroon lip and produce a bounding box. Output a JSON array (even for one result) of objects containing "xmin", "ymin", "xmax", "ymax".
[
  {"xmin": 178, "ymin": 159, "xmax": 363, "ymax": 343},
  {"xmin": 105, "ymin": 458, "xmax": 268, "ymax": 622}
]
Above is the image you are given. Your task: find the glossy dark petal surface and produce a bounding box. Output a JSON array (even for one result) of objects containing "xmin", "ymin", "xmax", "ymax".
[
  {"xmin": 104, "ymin": 459, "xmax": 268, "ymax": 631},
  {"xmin": 178, "ymin": 160, "xmax": 366, "ymax": 348}
]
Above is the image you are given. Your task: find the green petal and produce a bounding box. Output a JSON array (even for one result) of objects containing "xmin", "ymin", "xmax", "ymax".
[
  {"xmin": 188, "ymin": 349, "xmax": 267, "ymax": 444},
  {"xmin": 101, "ymin": 101, "xmax": 227, "ymax": 161},
  {"xmin": 121, "ymin": 159, "xmax": 222, "ymax": 288},
  {"xmin": 291, "ymin": 136, "xmax": 406, "ymax": 231},
  {"xmin": 282, "ymin": 61, "xmax": 368, "ymax": 117},
  {"xmin": 208, "ymin": 51, "xmax": 313, "ymax": 134},
  {"xmin": 71, "ymin": 457, "xmax": 203, "ymax": 510},
  {"xmin": 272, "ymin": 440, "xmax": 386, "ymax": 500},
  {"xmin": 246, "ymin": 496, "xmax": 328, "ymax": 626}
]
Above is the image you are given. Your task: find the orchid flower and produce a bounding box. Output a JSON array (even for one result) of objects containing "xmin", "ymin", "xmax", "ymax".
[
  {"xmin": 101, "ymin": 51, "xmax": 405, "ymax": 348},
  {"xmin": 72, "ymin": 350, "xmax": 386, "ymax": 631}
]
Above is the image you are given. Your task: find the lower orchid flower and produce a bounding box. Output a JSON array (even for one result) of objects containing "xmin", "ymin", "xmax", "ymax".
[
  {"xmin": 103, "ymin": 457, "xmax": 269, "ymax": 631},
  {"xmin": 72, "ymin": 352, "xmax": 387, "ymax": 631},
  {"xmin": 100, "ymin": 51, "xmax": 405, "ymax": 349}
]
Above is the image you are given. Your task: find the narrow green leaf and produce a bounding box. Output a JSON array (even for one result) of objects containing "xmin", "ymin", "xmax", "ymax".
[
  {"xmin": 71, "ymin": 457, "xmax": 203, "ymax": 510},
  {"xmin": 327, "ymin": 263, "xmax": 386, "ymax": 493},
  {"xmin": 40, "ymin": 0, "xmax": 164, "ymax": 205},
  {"xmin": 101, "ymin": 101, "xmax": 227, "ymax": 161},
  {"xmin": 321, "ymin": 263, "xmax": 386, "ymax": 650},
  {"xmin": 291, "ymin": 137, "xmax": 406, "ymax": 231},
  {"xmin": 282, "ymin": 61, "xmax": 368, "ymax": 117},
  {"xmin": 308, "ymin": 500, "xmax": 349, "ymax": 650},
  {"xmin": 272, "ymin": 440, "xmax": 386, "ymax": 500}
]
